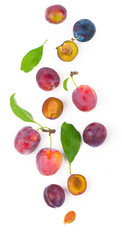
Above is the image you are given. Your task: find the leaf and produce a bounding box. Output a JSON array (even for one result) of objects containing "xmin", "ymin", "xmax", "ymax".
[
  {"xmin": 10, "ymin": 93, "xmax": 35, "ymax": 123},
  {"xmin": 63, "ymin": 77, "xmax": 69, "ymax": 91},
  {"xmin": 61, "ymin": 122, "xmax": 81, "ymax": 164},
  {"xmin": 20, "ymin": 40, "xmax": 47, "ymax": 73}
]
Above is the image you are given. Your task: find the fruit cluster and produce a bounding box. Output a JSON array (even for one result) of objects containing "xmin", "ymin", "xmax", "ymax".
[{"xmin": 10, "ymin": 5, "xmax": 107, "ymax": 224}]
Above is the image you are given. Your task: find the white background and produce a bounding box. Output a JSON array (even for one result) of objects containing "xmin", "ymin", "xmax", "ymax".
[{"xmin": 0, "ymin": 0, "xmax": 122, "ymax": 239}]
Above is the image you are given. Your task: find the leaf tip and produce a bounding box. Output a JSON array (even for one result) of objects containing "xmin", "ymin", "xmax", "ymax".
[
  {"xmin": 43, "ymin": 39, "xmax": 48, "ymax": 45},
  {"xmin": 10, "ymin": 92, "xmax": 15, "ymax": 100}
]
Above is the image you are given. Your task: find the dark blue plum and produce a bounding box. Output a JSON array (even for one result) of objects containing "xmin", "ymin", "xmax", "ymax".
[
  {"xmin": 73, "ymin": 19, "xmax": 96, "ymax": 42},
  {"xmin": 83, "ymin": 122, "xmax": 107, "ymax": 147},
  {"xmin": 43, "ymin": 184, "xmax": 65, "ymax": 208}
]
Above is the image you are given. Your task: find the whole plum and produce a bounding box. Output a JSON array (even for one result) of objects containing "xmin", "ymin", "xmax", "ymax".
[
  {"xmin": 14, "ymin": 126, "xmax": 41, "ymax": 154},
  {"xmin": 83, "ymin": 122, "xmax": 107, "ymax": 147},
  {"xmin": 73, "ymin": 19, "xmax": 96, "ymax": 42},
  {"xmin": 36, "ymin": 67, "xmax": 60, "ymax": 91},
  {"xmin": 45, "ymin": 5, "xmax": 67, "ymax": 24},
  {"xmin": 44, "ymin": 184, "xmax": 65, "ymax": 208},
  {"xmin": 72, "ymin": 85, "xmax": 97, "ymax": 111},
  {"xmin": 36, "ymin": 148, "xmax": 62, "ymax": 175}
]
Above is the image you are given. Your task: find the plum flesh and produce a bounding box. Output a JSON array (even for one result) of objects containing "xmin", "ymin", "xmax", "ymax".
[{"xmin": 42, "ymin": 97, "xmax": 63, "ymax": 119}]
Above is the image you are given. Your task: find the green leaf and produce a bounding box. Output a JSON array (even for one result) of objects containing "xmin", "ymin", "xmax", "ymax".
[
  {"xmin": 20, "ymin": 40, "xmax": 47, "ymax": 73},
  {"xmin": 61, "ymin": 122, "xmax": 81, "ymax": 164},
  {"xmin": 63, "ymin": 77, "xmax": 69, "ymax": 91},
  {"xmin": 10, "ymin": 93, "xmax": 35, "ymax": 123}
]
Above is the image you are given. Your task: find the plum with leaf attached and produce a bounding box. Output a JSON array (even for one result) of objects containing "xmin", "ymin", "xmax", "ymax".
[
  {"xmin": 63, "ymin": 72, "xmax": 97, "ymax": 111},
  {"xmin": 61, "ymin": 122, "xmax": 87, "ymax": 196},
  {"xmin": 10, "ymin": 94, "xmax": 56, "ymax": 154}
]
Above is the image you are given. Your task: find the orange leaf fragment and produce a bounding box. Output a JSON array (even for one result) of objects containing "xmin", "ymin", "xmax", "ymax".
[{"xmin": 64, "ymin": 211, "xmax": 76, "ymax": 224}]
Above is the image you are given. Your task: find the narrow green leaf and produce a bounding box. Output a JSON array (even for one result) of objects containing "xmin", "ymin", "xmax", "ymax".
[
  {"xmin": 61, "ymin": 122, "xmax": 81, "ymax": 164},
  {"xmin": 10, "ymin": 93, "xmax": 35, "ymax": 123},
  {"xmin": 20, "ymin": 40, "xmax": 47, "ymax": 73},
  {"xmin": 63, "ymin": 77, "xmax": 69, "ymax": 91}
]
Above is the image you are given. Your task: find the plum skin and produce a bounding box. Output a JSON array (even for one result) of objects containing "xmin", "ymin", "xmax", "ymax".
[
  {"xmin": 42, "ymin": 97, "xmax": 63, "ymax": 119},
  {"xmin": 72, "ymin": 85, "xmax": 97, "ymax": 111},
  {"xmin": 36, "ymin": 148, "xmax": 62, "ymax": 175},
  {"xmin": 14, "ymin": 126, "xmax": 41, "ymax": 154},
  {"xmin": 36, "ymin": 67, "xmax": 60, "ymax": 91},
  {"xmin": 43, "ymin": 184, "xmax": 65, "ymax": 208},
  {"xmin": 45, "ymin": 5, "xmax": 67, "ymax": 24},
  {"xmin": 73, "ymin": 19, "xmax": 96, "ymax": 42},
  {"xmin": 83, "ymin": 122, "xmax": 107, "ymax": 147}
]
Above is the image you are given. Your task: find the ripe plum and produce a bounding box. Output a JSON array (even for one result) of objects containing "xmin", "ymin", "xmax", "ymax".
[
  {"xmin": 43, "ymin": 184, "xmax": 65, "ymax": 208},
  {"xmin": 42, "ymin": 97, "xmax": 63, "ymax": 119},
  {"xmin": 73, "ymin": 19, "xmax": 96, "ymax": 42},
  {"xmin": 68, "ymin": 174, "xmax": 87, "ymax": 195},
  {"xmin": 14, "ymin": 126, "xmax": 41, "ymax": 154},
  {"xmin": 45, "ymin": 5, "xmax": 67, "ymax": 24},
  {"xmin": 36, "ymin": 148, "xmax": 62, "ymax": 175},
  {"xmin": 36, "ymin": 67, "xmax": 60, "ymax": 91},
  {"xmin": 72, "ymin": 85, "xmax": 97, "ymax": 111},
  {"xmin": 83, "ymin": 122, "xmax": 107, "ymax": 147}
]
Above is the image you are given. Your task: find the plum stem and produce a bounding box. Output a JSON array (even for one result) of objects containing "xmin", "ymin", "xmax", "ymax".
[
  {"xmin": 70, "ymin": 72, "xmax": 78, "ymax": 88},
  {"xmin": 49, "ymin": 134, "xmax": 52, "ymax": 148},
  {"xmin": 35, "ymin": 121, "xmax": 56, "ymax": 135},
  {"xmin": 69, "ymin": 164, "xmax": 71, "ymax": 175},
  {"xmin": 71, "ymin": 36, "xmax": 81, "ymax": 41}
]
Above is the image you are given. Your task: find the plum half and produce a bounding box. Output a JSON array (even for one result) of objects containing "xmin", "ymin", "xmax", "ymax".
[
  {"xmin": 68, "ymin": 174, "xmax": 87, "ymax": 195},
  {"xmin": 56, "ymin": 40, "xmax": 78, "ymax": 62},
  {"xmin": 42, "ymin": 97, "xmax": 63, "ymax": 119}
]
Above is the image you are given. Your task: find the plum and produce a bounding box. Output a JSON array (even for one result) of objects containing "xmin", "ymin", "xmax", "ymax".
[
  {"xmin": 72, "ymin": 85, "xmax": 97, "ymax": 111},
  {"xmin": 56, "ymin": 40, "xmax": 78, "ymax": 62},
  {"xmin": 36, "ymin": 67, "xmax": 60, "ymax": 91},
  {"xmin": 83, "ymin": 122, "xmax": 107, "ymax": 147},
  {"xmin": 42, "ymin": 97, "xmax": 63, "ymax": 119},
  {"xmin": 36, "ymin": 148, "xmax": 62, "ymax": 175},
  {"xmin": 45, "ymin": 5, "xmax": 67, "ymax": 24},
  {"xmin": 43, "ymin": 184, "xmax": 65, "ymax": 208},
  {"xmin": 73, "ymin": 19, "xmax": 96, "ymax": 42},
  {"xmin": 14, "ymin": 126, "xmax": 41, "ymax": 154},
  {"xmin": 67, "ymin": 174, "xmax": 87, "ymax": 195}
]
